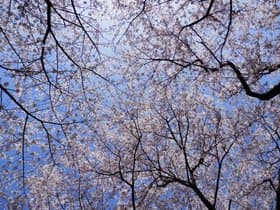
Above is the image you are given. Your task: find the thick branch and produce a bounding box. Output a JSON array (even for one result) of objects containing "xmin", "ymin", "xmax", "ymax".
[
  {"xmin": 179, "ymin": 0, "xmax": 215, "ymax": 34},
  {"xmin": 221, "ymin": 61, "xmax": 280, "ymax": 100}
]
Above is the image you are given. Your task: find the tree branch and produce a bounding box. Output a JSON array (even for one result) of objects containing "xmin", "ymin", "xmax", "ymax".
[{"xmin": 221, "ymin": 61, "xmax": 280, "ymax": 100}]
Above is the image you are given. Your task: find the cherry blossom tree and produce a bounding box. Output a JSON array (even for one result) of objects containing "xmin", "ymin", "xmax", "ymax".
[
  {"xmin": 0, "ymin": 0, "xmax": 279, "ymax": 209},
  {"xmin": 90, "ymin": 82, "xmax": 279, "ymax": 209},
  {"xmin": 114, "ymin": 0, "xmax": 280, "ymax": 100},
  {"xmin": 0, "ymin": 0, "xmax": 109, "ymax": 208}
]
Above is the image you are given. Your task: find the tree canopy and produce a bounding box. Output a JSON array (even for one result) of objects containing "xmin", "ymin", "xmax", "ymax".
[{"xmin": 0, "ymin": 0, "xmax": 279, "ymax": 209}]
